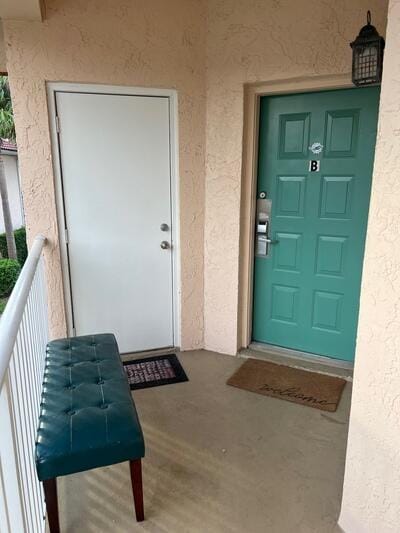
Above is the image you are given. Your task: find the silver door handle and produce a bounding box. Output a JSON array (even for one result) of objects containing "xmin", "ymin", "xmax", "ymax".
[
  {"xmin": 160, "ymin": 241, "xmax": 170, "ymax": 250},
  {"xmin": 265, "ymin": 238, "xmax": 279, "ymax": 244}
]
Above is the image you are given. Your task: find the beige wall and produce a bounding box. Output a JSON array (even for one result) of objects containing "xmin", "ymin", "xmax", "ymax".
[
  {"xmin": 3, "ymin": 0, "xmax": 206, "ymax": 349},
  {"xmin": 204, "ymin": 0, "xmax": 388, "ymax": 354},
  {"xmin": 339, "ymin": 0, "xmax": 400, "ymax": 530}
]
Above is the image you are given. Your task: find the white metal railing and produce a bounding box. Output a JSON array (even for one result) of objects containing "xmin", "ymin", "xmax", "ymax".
[{"xmin": 0, "ymin": 235, "xmax": 48, "ymax": 533}]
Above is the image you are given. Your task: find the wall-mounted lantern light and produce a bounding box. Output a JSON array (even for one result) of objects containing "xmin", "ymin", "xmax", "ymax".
[{"xmin": 350, "ymin": 10, "xmax": 385, "ymax": 87}]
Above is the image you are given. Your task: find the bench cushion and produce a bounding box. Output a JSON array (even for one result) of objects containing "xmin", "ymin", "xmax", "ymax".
[{"xmin": 35, "ymin": 334, "xmax": 145, "ymax": 481}]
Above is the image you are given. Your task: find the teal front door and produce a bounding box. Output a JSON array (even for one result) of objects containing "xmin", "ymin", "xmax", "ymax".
[{"xmin": 252, "ymin": 87, "xmax": 380, "ymax": 361}]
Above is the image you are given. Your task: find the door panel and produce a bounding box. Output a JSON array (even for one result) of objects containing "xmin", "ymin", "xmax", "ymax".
[
  {"xmin": 56, "ymin": 92, "xmax": 174, "ymax": 353},
  {"xmin": 253, "ymin": 87, "xmax": 380, "ymax": 361}
]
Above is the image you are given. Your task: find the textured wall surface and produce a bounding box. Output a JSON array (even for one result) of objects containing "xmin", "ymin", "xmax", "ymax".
[
  {"xmin": 339, "ymin": 1, "xmax": 400, "ymax": 531},
  {"xmin": 204, "ymin": 0, "xmax": 388, "ymax": 354},
  {"xmin": 3, "ymin": 0, "xmax": 206, "ymax": 349}
]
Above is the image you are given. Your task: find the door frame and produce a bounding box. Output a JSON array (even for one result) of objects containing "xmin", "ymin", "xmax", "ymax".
[
  {"xmin": 47, "ymin": 82, "xmax": 181, "ymax": 350},
  {"xmin": 238, "ymin": 73, "xmax": 355, "ymax": 351}
]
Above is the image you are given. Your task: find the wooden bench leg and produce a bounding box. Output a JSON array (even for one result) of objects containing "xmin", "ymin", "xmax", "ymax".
[
  {"xmin": 129, "ymin": 459, "xmax": 144, "ymax": 522},
  {"xmin": 43, "ymin": 478, "xmax": 60, "ymax": 533}
]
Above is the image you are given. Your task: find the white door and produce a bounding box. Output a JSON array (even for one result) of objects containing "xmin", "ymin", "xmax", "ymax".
[{"xmin": 55, "ymin": 91, "xmax": 174, "ymax": 353}]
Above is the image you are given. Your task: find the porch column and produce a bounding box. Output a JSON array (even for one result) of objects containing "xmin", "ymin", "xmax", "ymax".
[
  {"xmin": 0, "ymin": 0, "xmax": 45, "ymax": 21},
  {"xmin": 339, "ymin": 1, "xmax": 400, "ymax": 531}
]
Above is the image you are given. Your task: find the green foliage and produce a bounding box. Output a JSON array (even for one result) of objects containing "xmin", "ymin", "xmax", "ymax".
[
  {"xmin": 0, "ymin": 76, "xmax": 15, "ymax": 141},
  {"xmin": 0, "ymin": 258, "xmax": 20, "ymax": 297},
  {"xmin": 0, "ymin": 227, "xmax": 28, "ymax": 265}
]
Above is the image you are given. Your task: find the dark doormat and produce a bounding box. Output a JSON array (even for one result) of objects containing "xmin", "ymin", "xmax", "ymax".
[
  {"xmin": 227, "ymin": 358, "xmax": 346, "ymax": 412},
  {"xmin": 123, "ymin": 354, "xmax": 188, "ymax": 391}
]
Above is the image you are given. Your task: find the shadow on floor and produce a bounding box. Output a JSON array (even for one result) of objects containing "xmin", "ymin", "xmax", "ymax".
[{"xmin": 57, "ymin": 349, "xmax": 351, "ymax": 533}]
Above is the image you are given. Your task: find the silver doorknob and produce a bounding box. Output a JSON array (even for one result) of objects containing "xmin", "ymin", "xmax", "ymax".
[
  {"xmin": 160, "ymin": 241, "xmax": 170, "ymax": 250},
  {"xmin": 160, "ymin": 223, "xmax": 169, "ymax": 231},
  {"xmin": 265, "ymin": 238, "xmax": 279, "ymax": 244}
]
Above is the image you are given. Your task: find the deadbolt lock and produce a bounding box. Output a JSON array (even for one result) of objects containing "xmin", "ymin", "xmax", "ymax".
[{"xmin": 255, "ymin": 196, "xmax": 278, "ymax": 257}]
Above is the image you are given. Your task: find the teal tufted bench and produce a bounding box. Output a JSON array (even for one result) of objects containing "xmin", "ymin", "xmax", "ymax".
[{"xmin": 35, "ymin": 334, "xmax": 145, "ymax": 532}]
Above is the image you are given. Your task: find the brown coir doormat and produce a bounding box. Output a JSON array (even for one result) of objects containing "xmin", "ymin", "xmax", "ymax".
[{"xmin": 227, "ymin": 358, "xmax": 346, "ymax": 412}]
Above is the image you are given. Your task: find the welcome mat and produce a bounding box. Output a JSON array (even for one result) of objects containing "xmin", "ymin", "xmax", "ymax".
[
  {"xmin": 123, "ymin": 354, "xmax": 188, "ymax": 391},
  {"xmin": 227, "ymin": 358, "xmax": 346, "ymax": 412}
]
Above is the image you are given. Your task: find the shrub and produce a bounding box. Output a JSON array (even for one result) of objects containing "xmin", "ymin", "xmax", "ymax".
[
  {"xmin": 0, "ymin": 259, "xmax": 21, "ymax": 297},
  {"xmin": 0, "ymin": 227, "xmax": 28, "ymax": 265}
]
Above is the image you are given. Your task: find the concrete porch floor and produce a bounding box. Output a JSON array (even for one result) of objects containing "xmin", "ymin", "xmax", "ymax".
[{"xmin": 56, "ymin": 350, "xmax": 351, "ymax": 533}]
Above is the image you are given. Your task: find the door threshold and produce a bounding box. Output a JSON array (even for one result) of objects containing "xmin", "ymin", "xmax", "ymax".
[
  {"xmin": 120, "ymin": 346, "xmax": 177, "ymax": 361},
  {"xmin": 241, "ymin": 342, "xmax": 353, "ymax": 380}
]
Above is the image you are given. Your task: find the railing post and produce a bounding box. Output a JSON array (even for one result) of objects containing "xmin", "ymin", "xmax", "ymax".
[
  {"xmin": 0, "ymin": 235, "xmax": 46, "ymax": 390},
  {"xmin": 0, "ymin": 235, "xmax": 48, "ymax": 533}
]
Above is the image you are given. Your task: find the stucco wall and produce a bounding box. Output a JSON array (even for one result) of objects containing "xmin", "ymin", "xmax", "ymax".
[
  {"xmin": 3, "ymin": 0, "xmax": 206, "ymax": 349},
  {"xmin": 339, "ymin": 1, "xmax": 400, "ymax": 531},
  {"xmin": 204, "ymin": 0, "xmax": 388, "ymax": 354}
]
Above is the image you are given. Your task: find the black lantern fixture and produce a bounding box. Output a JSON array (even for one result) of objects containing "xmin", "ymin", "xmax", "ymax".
[{"xmin": 350, "ymin": 10, "xmax": 385, "ymax": 87}]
